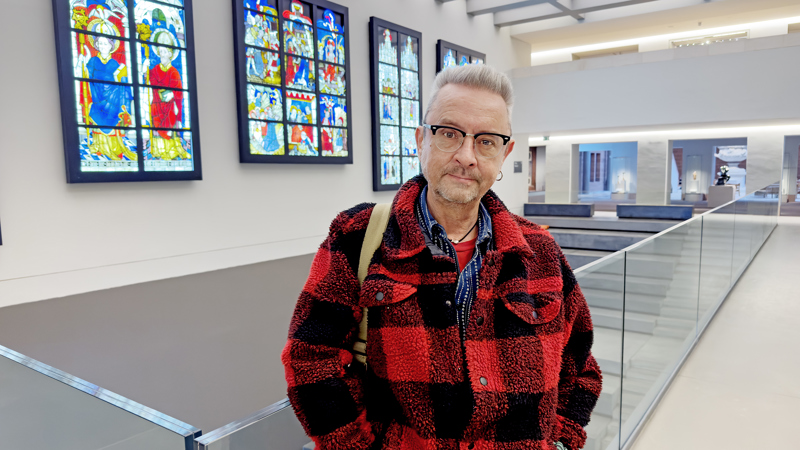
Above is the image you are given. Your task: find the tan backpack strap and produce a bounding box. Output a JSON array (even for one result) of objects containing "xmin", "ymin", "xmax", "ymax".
[{"xmin": 352, "ymin": 203, "xmax": 391, "ymax": 367}]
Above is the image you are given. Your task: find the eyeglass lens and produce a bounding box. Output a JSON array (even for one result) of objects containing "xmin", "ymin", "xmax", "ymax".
[{"xmin": 433, "ymin": 126, "xmax": 504, "ymax": 157}]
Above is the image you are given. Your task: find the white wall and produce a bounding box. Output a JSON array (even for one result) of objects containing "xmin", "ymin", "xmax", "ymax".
[
  {"xmin": 535, "ymin": 146, "xmax": 546, "ymax": 191},
  {"xmin": 783, "ymin": 136, "xmax": 800, "ymax": 198},
  {"xmin": 0, "ymin": 0, "xmax": 531, "ymax": 308}
]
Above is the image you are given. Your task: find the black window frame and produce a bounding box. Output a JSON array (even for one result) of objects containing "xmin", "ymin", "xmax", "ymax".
[{"xmin": 436, "ymin": 39, "xmax": 486, "ymax": 73}]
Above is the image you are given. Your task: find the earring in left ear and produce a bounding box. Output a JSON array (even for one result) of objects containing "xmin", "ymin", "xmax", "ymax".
[{"xmin": 496, "ymin": 171, "xmax": 503, "ymax": 181}]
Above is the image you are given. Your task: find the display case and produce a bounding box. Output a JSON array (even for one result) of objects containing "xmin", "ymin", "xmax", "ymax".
[
  {"xmin": 52, "ymin": 0, "xmax": 203, "ymax": 183},
  {"xmin": 369, "ymin": 17, "xmax": 421, "ymax": 191},
  {"xmin": 610, "ymin": 156, "xmax": 633, "ymax": 200},
  {"xmin": 684, "ymin": 155, "xmax": 703, "ymax": 201},
  {"xmin": 233, "ymin": 0, "xmax": 352, "ymax": 164},
  {"xmin": 436, "ymin": 40, "xmax": 484, "ymax": 72}
]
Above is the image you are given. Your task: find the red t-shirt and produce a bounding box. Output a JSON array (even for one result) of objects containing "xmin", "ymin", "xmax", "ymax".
[{"xmin": 452, "ymin": 238, "xmax": 477, "ymax": 272}]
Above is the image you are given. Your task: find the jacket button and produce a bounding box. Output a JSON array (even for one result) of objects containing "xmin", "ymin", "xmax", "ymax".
[
  {"xmin": 476, "ymin": 316, "xmax": 484, "ymax": 325},
  {"xmin": 532, "ymin": 311, "xmax": 538, "ymax": 319},
  {"xmin": 376, "ymin": 292, "xmax": 384, "ymax": 301},
  {"xmin": 479, "ymin": 377, "xmax": 488, "ymax": 386},
  {"xmin": 445, "ymin": 300, "xmax": 452, "ymax": 307}
]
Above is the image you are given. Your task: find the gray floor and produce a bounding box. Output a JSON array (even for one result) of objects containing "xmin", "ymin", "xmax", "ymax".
[{"xmin": 629, "ymin": 216, "xmax": 800, "ymax": 449}]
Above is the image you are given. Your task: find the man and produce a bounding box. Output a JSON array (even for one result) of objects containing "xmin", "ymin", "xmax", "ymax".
[{"xmin": 283, "ymin": 64, "xmax": 601, "ymax": 450}]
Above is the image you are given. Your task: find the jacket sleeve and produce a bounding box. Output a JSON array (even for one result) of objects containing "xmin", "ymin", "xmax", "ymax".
[
  {"xmin": 554, "ymin": 251, "xmax": 603, "ymax": 450},
  {"xmin": 281, "ymin": 205, "xmax": 377, "ymax": 450}
]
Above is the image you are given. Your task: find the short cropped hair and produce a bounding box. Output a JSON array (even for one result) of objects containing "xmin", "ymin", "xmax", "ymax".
[{"xmin": 423, "ymin": 64, "xmax": 514, "ymax": 128}]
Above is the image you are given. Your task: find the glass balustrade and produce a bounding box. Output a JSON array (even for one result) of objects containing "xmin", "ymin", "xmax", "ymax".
[
  {"xmin": 0, "ymin": 345, "xmax": 200, "ymax": 450},
  {"xmin": 193, "ymin": 182, "xmax": 778, "ymax": 450}
]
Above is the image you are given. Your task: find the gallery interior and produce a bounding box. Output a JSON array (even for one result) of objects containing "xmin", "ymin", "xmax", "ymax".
[{"xmin": 0, "ymin": 0, "xmax": 798, "ymax": 449}]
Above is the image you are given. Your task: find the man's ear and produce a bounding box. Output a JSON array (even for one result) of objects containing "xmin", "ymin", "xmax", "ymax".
[{"xmin": 501, "ymin": 139, "xmax": 515, "ymax": 165}]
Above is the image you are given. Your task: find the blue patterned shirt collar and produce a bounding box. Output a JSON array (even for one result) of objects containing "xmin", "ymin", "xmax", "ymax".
[{"xmin": 418, "ymin": 185, "xmax": 492, "ymax": 248}]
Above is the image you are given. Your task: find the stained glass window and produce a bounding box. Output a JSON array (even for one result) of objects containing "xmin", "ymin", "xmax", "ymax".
[
  {"xmin": 235, "ymin": 0, "xmax": 351, "ymax": 163},
  {"xmin": 54, "ymin": 0, "xmax": 202, "ymax": 182},
  {"xmin": 436, "ymin": 40, "xmax": 485, "ymax": 73},
  {"xmin": 370, "ymin": 18, "xmax": 421, "ymax": 191}
]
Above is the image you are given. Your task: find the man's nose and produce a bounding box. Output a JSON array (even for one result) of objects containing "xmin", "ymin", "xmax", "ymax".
[{"xmin": 454, "ymin": 136, "xmax": 478, "ymax": 166}]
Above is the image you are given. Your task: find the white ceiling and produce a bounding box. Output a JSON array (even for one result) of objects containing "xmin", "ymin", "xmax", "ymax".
[{"xmin": 437, "ymin": 0, "xmax": 800, "ymax": 52}]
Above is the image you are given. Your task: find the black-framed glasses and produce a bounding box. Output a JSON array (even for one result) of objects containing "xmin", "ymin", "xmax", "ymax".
[{"xmin": 422, "ymin": 124, "xmax": 511, "ymax": 158}]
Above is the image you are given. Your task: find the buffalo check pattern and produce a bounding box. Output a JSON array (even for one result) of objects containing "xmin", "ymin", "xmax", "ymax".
[{"xmin": 282, "ymin": 176, "xmax": 602, "ymax": 450}]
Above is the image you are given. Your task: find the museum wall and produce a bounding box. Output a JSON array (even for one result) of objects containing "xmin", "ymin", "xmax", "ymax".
[
  {"xmin": 0, "ymin": 0, "xmax": 532, "ymax": 308},
  {"xmin": 673, "ymin": 138, "xmax": 747, "ymax": 196}
]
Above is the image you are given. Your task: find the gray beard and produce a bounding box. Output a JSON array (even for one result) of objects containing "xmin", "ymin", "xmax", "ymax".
[{"xmin": 434, "ymin": 181, "xmax": 481, "ymax": 204}]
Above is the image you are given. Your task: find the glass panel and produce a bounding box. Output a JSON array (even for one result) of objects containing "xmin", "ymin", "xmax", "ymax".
[
  {"xmin": 458, "ymin": 52, "xmax": 469, "ymax": 66},
  {"xmin": 249, "ymin": 120, "xmax": 285, "ymax": 155},
  {"xmin": 138, "ymin": 43, "xmax": 188, "ymax": 90},
  {"xmin": 283, "ymin": 21, "xmax": 313, "ymax": 58},
  {"xmin": 285, "ymin": 56, "xmax": 315, "ymax": 92},
  {"xmin": 142, "ymin": 129, "xmax": 194, "ymax": 169},
  {"xmin": 246, "ymin": 48, "xmax": 281, "ymax": 86},
  {"xmin": 731, "ymin": 197, "xmax": 751, "ymax": 278},
  {"xmin": 378, "ymin": 63, "xmax": 399, "ymax": 95},
  {"xmin": 245, "ymin": 10, "xmax": 279, "ymax": 50},
  {"xmin": 195, "ymin": 399, "xmax": 310, "ymax": 450},
  {"xmin": 697, "ymin": 203, "xmax": 735, "ymax": 329},
  {"xmin": 282, "ymin": 0, "xmax": 312, "ymax": 25},
  {"xmin": 286, "ymin": 90, "xmax": 316, "ymax": 124},
  {"xmin": 321, "ymin": 127, "xmax": 347, "ymax": 157},
  {"xmin": 380, "ymin": 125, "xmax": 399, "ymax": 155},
  {"xmin": 287, "ymin": 124, "xmax": 318, "ymax": 156},
  {"xmin": 472, "ymin": 56, "xmax": 484, "ymax": 65},
  {"xmin": 443, "ymin": 48, "xmax": 457, "ymax": 68},
  {"xmin": 244, "ymin": 0, "xmax": 277, "ymax": 16},
  {"xmin": 381, "ymin": 156, "xmax": 401, "ymax": 185},
  {"xmin": 134, "ymin": 1, "xmax": 187, "ymax": 48},
  {"xmin": 401, "ymin": 127, "xmax": 417, "ymax": 156},
  {"xmin": 316, "ymin": 8, "xmax": 343, "ymax": 33},
  {"xmin": 380, "ymin": 95, "xmax": 398, "ymax": 126},
  {"xmin": 399, "ymin": 34, "xmax": 418, "ymax": 71},
  {"xmin": 377, "ymin": 27, "xmax": 398, "ymax": 65},
  {"xmin": 573, "ymin": 252, "xmax": 626, "ymax": 450},
  {"xmin": 139, "ymin": 87, "xmax": 190, "ymax": 130},
  {"xmin": 74, "ymin": 80, "xmax": 136, "ymax": 128},
  {"xmin": 79, "ymin": 127, "xmax": 139, "ymax": 172},
  {"xmin": 320, "ymin": 95, "xmax": 346, "ymax": 127},
  {"xmin": 401, "ymin": 156, "xmax": 420, "ymax": 183},
  {"xmin": 1, "ymin": 345, "xmax": 197, "ymax": 449},
  {"xmin": 317, "ymin": 30, "xmax": 345, "ymax": 65},
  {"xmin": 400, "ymin": 69, "xmax": 419, "ymax": 100},
  {"xmin": 401, "ymin": 99, "xmax": 419, "ymax": 128},
  {"xmin": 72, "ymin": 33, "xmax": 132, "ymax": 83},
  {"xmin": 318, "ymin": 63, "xmax": 345, "ymax": 95},
  {"xmin": 71, "ymin": 1, "xmax": 130, "ymax": 38},
  {"xmin": 248, "ymin": 84, "xmax": 283, "ymax": 121},
  {"xmin": 620, "ymin": 220, "xmax": 702, "ymax": 446}
]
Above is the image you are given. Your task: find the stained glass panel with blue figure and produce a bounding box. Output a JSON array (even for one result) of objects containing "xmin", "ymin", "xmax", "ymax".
[
  {"xmin": 377, "ymin": 27, "xmax": 398, "ymax": 65},
  {"xmin": 472, "ymin": 57, "xmax": 484, "ymax": 64},
  {"xmin": 137, "ymin": 43, "xmax": 188, "ymax": 89},
  {"xmin": 244, "ymin": 0, "xmax": 277, "ymax": 15},
  {"xmin": 286, "ymin": 90, "xmax": 316, "ymax": 124},
  {"xmin": 134, "ymin": 1, "xmax": 186, "ymax": 48},
  {"xmin": 285, "ymin": 56, "xmax": 315, "ymax": 92},
  {"xmin": 319, "ymin": 63, "xmax": 345, "ymax": 95},
  {"xmin": 246, "ymin": 48, "xmax": 281, "ymax": 85},
  {"xmin": 71, "ymin": 32, "xmax": 132, "ymax": 84},
  {"xmin": 443, "ymin": 48, "xmax": 457, "ymax": 68},
  {"xmin": 378, "ymin": 63, "xmax": 398, "ymax": 96},
  {"xmin": 380, "ymin": 95, "xmax": 398, "ymax": 126},
  {"xmin": 283, "ymin": 21, "xmax": 313, "ymax": 58},
  {"xmin": 317, "ymin": 30, "xmax": 345, "ymax": 65},
  {"xmin": 400, "ymin": 70, "xmax": 418, "ymax": 100},
  {"xmin": 401, "ymin": 99, "xmax": 419, "ymax": 128},
  {"xmin": 287, "ymin": 124, "xmax": 318, "ymax": 156},
  {"xmin": 74, "ymin": 80, "xmax": 136, "ymax": 128},
  {"xmin": 78, "ymin": 127, "xmax": 139, "ymax": 171},
  {"xmin": 139, "ymin": 87, "xmax": 190, "ymax": 130},
  {"xmin": 248, "ymin": 85, "xmax": 283, "ymax": 121},
  {"xmin": 320, "ymin": 95, "xmax": 346, "ymax": 127},
  {"xmin": 399, "ymin": 34, "xmax": 418, "ymax": 71},
  {"xmin": 245, "ymin": 10, "xmax": 279, "ymax": 50},
  {"xmin": 142, "ymin": 129, "xmax": 194, "ymax": 170},
  {"xmin": 316, "ymin": 9, "xmax": 343, "ymax": 33},
  {"xmin": 71, "ymin": 0, "xmax": 130, "ymax": 38},
  {"xmin": 321, "ymin": 127, "xmax": 347, "ymax": 157},
  {"xmin": 402, "ymin": 127, "xmax": 417, "ymax": 156},
  {"xmin": 249, "ymin": 120, "xmax": 285, "ymax": 155},
  {"xmin": 381, "ymin": 156, "xmax": 401, "ymax": 185},
  {"xmin": 380, "ymin": 125, "xmax": 399, "ymax": 155},
  {"xmin": 459, "ymin": 53, "xmax": 469, "ymax": 65}
]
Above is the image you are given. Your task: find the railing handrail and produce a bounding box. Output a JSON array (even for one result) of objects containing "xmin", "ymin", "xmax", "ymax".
[
  {"xmin": 195, "ymin": 398, "xmax": 293, "ymax": 444},
  {"xmin": 575, "ymin": 181, "xmax": 780, "ymax": 274},
  {"xmin": 0, "ymin": 344, "xmax": 201, "ymax": 437}
]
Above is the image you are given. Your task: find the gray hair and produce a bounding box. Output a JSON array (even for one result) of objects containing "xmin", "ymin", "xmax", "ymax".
[{"xmin": 423, "ymin": 64, "xmax": 514, "ymax": 127}]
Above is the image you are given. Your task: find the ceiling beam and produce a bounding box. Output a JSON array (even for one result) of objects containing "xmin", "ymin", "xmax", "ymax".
[
  {"xmin": 466, "ymin": 0, "xmax": 549, "ymax": 16},
  {"xmin": 548, "ymin": 0, "xmax": 585, "ymax": 21},
  {"xmin": 494, "ymin": 2, "xmax": 566, "ymax": 26},
  {"xmin": 435, "ymin": 0, "xmax": 459, "ymax": 3}
]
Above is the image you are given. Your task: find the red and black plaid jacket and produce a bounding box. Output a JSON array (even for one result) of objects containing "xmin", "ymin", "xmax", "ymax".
[{"xmin": 282, "ymin": 177, "xmax": 601, "ymax": 450}]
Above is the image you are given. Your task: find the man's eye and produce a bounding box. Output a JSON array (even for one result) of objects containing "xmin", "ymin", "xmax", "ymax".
[
  {"xmin": 442, "ymin": 131, "xmax": 457, "ymax": 139},
  {"xmin": 479, "ymin": 139, "xmax": 496, "ymax": 147}
]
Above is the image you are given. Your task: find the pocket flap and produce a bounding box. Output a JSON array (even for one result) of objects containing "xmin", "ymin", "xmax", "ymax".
[{"xmin": 359, "ymin": 277, "xmax": 417, "ymax": 307}]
